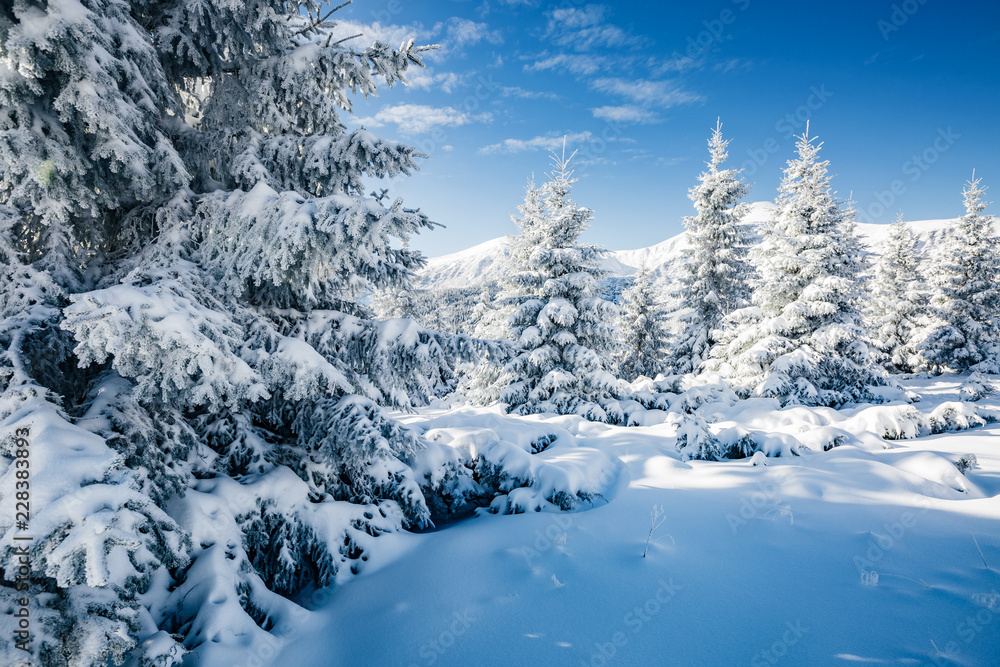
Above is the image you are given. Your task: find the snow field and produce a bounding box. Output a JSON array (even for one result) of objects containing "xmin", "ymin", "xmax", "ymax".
[{"xmin": 274, "ymin": 375, "xmax": 1000, "ymax": 666}]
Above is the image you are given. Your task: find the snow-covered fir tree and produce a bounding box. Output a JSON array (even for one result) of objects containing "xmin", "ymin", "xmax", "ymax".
[
  {"xmin": 0, "ymin": 3, "xmax": 469, "ymax": 664},
  {"xmin": 718, "ymin": 127, "xmax": 888, "ymax": 406},
  {"xmin": 462, "ymin": 180, "xmax": 546, "ymax": 404},
  {"xmin": 371, "ymin": 283, "xmax": 417, "ymax": 320},
  {"xmin": 371, "ymin": 239, "xmax": 418, "ymax": 319},
  {"xmin": 866, "ymin": 212, "xmax": 929, "ymax": 373},
  {"xmin": 618, "ymin": 263, "xmax": 668, "ymax": 380},
  {"xmin": 669, "ymin": 120, "xmax": 753, "ymax": 375},
  {"xmin": 920, "ymin": 174, "xmax": 1000, "ymax": 372},
  {"xmin": 494, "ymin": 147, "xmax": 622, "ymax": 422},
  {"xmin": 474, "ymin": 179, "xmax": 546, "ymax": 341}
]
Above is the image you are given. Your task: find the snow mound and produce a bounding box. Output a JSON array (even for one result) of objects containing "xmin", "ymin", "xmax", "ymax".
[{"xmin": 407, "ymin": 408, "xmax": 619, "ymax": 518}]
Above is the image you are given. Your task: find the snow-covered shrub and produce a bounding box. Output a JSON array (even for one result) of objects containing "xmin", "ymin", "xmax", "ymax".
[
  {"xmin": 954, "ymin": 454, "xmax": 978, "ymax": 475},
  {"xmin": 476, "ymin": 438, "xmax": 610, "ymax": 514},
  {"xmin": 928, "ymin": 402, "xmax": 989, "ymax": 433},
  {"xmin": 843, "ymin": 405, "xmax": 929, "ymax": 440},
  {"xmin": 410, "ymin": 414, "xmax": 617, "ymax": 517},
  {"xmin": 715, "ymin": 426, "xmax": 759, "ymax": 459},
  {"xmin": 675, "ymin": 414, "xmax": 723, "ymax": 461},
  {"xmin": 671, "ymin": 379, "xmax": 740, "ymax": 415},
  {"xmin": 960, "ymin": 372, "xmax": 995, "ymax": 402}
]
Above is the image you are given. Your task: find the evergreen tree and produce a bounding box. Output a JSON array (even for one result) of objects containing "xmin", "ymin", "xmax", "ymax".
[
  {"xmin": 920, "ymin": 174, "xmax": 1000, "ymax": 373},
  {"xmin": 372, "ymin": 282, "xmax": 417, "ymax": 320},
  {"xmin": 718, "ymin": 127, "xmax": 887, "ymax": 406},
  {"xmin": 866, "ymin": 212, "xmax": 929, "ymax": 373},
  {"xmin": 463, "ymin": 181, "xmax": 546, "ymax": 403},
  {"xmin": 0, "ymin": 2, "xmax": 455, "ymax": 664},
  {"xmin": 618, "ymin": 263, "xmax": 668, "ymax": 380},
  {"xmin": 669, "ymin": 120, "xmax": 753, "ymax": 374},
  {"xmin": 496, "ymin": 146, "xmax": 622, "ymax": 421},
  {"xmin": 474, "ymin": 179, "xmax": 546, "ymax": 341}
]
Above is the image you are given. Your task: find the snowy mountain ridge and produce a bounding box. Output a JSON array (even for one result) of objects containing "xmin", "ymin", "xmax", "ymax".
[{"xmin": 418, "ymin": 201, "xmax": 956, "ymax": 291}]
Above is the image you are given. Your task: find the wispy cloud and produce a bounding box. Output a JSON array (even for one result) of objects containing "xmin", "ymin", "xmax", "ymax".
[
  {"xmin": 439, "ymin": 17, "xmax": 503, "ymax": 50},
  {"xmin": 713, "ymin": 58, "xmax": 754, "ymax": 73},
  {"xmin": 525, "ymin": 52, "xmax": 607, "ymax": 75},
  {"xmin": 407, "ymin": 70, "xmax": 464, "ymax": 93},
  {"xmin": 357, "ymin": 104, "xmax": 493, "ymax": 135},
  {"xmin": 622, "ymin": 148, "xmax": 685, "ymax": 166},
  {"xmin": 479, "ymin": 131, "xmax": 594, "ymax": 155},
  {"xmin": 501, "ymin": 86, "xmax": 561, "ymax": 101},
  {"xmin": 591, "ymin": 105, "xmax": 661, "ymax": 124},
  {"xmin": 545, "ymin": 5, "xmax": 647, "ymax": 51},
  {"xmin": 591, "ymin": 77, "xmax": 701, "ymax": 108}
]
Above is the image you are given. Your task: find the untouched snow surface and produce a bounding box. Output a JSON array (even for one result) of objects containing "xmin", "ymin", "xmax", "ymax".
[{"xmin": 276, "ymin": 375, "xmax": 1000, "ymax": 666}]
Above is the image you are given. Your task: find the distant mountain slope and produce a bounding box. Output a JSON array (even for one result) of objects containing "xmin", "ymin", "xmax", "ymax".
[{"xmin": 417, "ymin": 202, "xmax": 955, "ymax": 291}]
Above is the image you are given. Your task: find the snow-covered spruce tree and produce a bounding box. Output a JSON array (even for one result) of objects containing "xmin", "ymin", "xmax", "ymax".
[
  {"xmin": 920, "ymin": 174, "xmax": 1000, "ymax": 373},
  {"xmin": 718, "ymin": 127, "xmax": 888, "ymax": 406},
  {"xmin": 669, "ymin": 120, "xmax": 753, "ymax": 375},
  {"xmin": 866, "ymin": 212, "xmax": 930, "ymax": 373},
  {"xmin": 618, "ymin": 263, "xmax": 668, "ymax": 380},
  {"xmin": 495, "ymin": 147, "xmax": 622, "ymax": 421},
  {"xmin": 0, "ymin": 2, "xmax": 454, "ymax": 664},
  {"xmin": 475, "ymin": 178, "xmax": 546, "ymax": 341},
  {"xmin": 463, "ymin": 179, "xmax": 546, "ymax": 404}
]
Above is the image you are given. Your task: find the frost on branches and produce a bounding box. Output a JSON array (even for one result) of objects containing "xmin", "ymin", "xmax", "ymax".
[
  {"xmin": 494, "ymin": 147, "xmax": 622, "ymax": 422},
  {"xmin": 0, "ymin": 1, "xmax": 465, "ymax": 664},
  {"xmin": 865, "ymin": 213, "xmax": 930, "ymax": 373},
  {"xmin": 669, "ymin": 120, "xmax": 753, "ymax": 375},
  {"xmin": 718, "ymin": 128, "xmax": 890, "ymax": 407},
  {"xmin": 920, "ymin": 175, "xmax": 1000, "ymax": 373}
]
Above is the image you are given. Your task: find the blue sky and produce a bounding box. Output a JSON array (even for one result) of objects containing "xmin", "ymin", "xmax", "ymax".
[{"xmin": 329, "ymin": 0, "xmax": 1000, "ymax": 257}]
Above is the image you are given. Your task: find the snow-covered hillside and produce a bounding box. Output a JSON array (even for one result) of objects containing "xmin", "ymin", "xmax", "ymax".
[{"xmin": 417, "ymin": 202, "xmax": 954, "ymax": 291}]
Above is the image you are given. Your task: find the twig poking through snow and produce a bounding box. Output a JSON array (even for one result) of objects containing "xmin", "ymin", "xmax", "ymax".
[
  {"xmin": 972, "ymin": 533, "xmax": 990, "ymax": 569},
  {"xmin": 643, "ymin": 504, "xmax": 671, "ymax": 557}
]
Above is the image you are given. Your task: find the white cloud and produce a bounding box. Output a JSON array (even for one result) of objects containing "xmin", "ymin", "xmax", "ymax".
[
  {"xmin": 650, "ymin": 54, "xmax": 700, "ymax": 75},
  {"xmin": 591, "ymin": 77, "xmax": 701, "ymax": 108},
  {"xmin": 525, "ymin": 53, "xmax": 605, "ymax": 76},
  {"xmin": 544, "ymin": 4, "xmax": 647, "ymax": 51},
  {"xmin": 357, "ymin": 104, "xmax": 492, "ymax": 135},
  {"xmin": 406, "ymin": 70, "xmax": 464, "ymax": 93},
  {"xmin": 549, "ymin": 5, "xmax": 609, "ymax": 30},
  {"xmin": 713, "ymin": 58, "xmax": 753, "ymax": 73},
  {"xmin": 591, "ymin": 105, "xmax": 661, "ymax": 124},
  {"xmin": 479, "ymin": 131, "xmax": 594, "ymax": 155},
  {"xmin": 437, "ymin": 17, "xmax": 503, "ymax": 49},
  {"xmin": 501, "ymin": 86, "xmax": 561, "ymax": 101}
]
